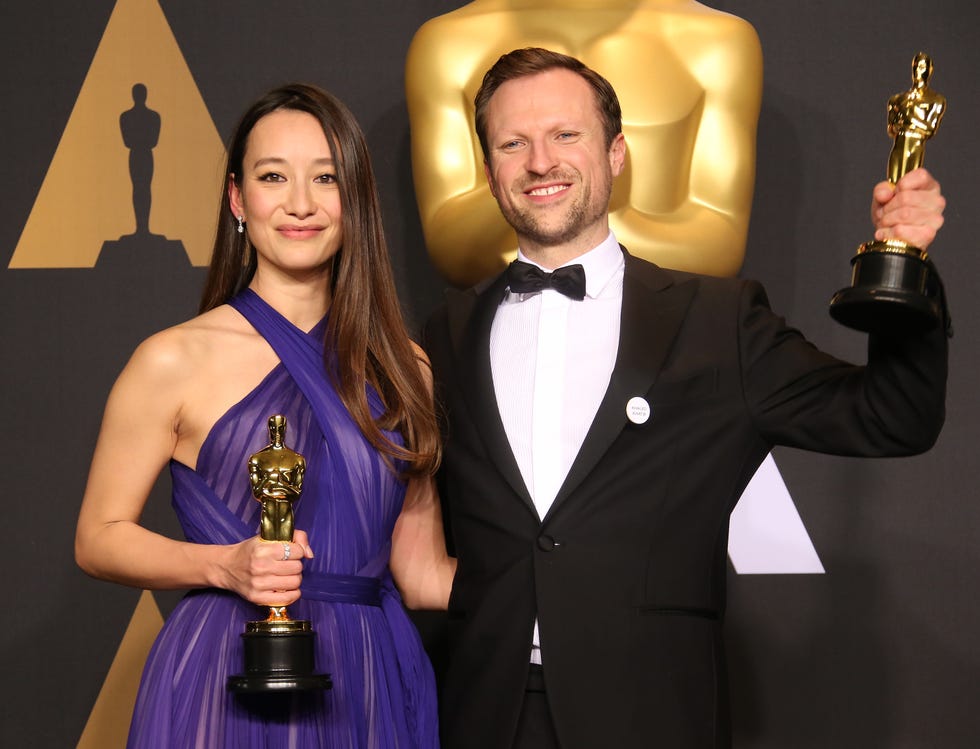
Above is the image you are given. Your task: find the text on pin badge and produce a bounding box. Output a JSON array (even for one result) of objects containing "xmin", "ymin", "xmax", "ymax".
[{"xmin": 626, "ymin": 396, "xmax": 651, "ymax": 424}]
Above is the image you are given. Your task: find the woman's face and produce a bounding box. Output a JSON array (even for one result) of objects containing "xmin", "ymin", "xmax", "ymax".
[{"xmin": 229, "ymin": 109, "xmax": 343, "ymax": 281}]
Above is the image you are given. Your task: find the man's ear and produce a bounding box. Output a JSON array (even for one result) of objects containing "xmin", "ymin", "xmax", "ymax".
[{"xmin": 609, "ymin": 133, "xmax": 626, "ymax": 177}]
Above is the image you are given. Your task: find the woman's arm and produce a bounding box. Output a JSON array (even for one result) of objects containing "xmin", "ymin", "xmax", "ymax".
[
  {"xmin": 389, "ymin": 342, "xmax": 456, "ymax": 609},
  {"xmin": 75, "ymin": 328, "xmax": 311, "ymax": 608},
  {"xmin": 390, "ymin": 475, "xmax": 456, "ymax": 610}
]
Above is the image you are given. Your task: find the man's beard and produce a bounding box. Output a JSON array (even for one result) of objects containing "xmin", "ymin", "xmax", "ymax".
[{"xmin": 498, "ymin": 172, "xmax": 609, "ymax": 249}]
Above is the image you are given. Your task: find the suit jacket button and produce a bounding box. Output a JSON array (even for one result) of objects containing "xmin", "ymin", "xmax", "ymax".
[{"xmin": 537, "ymin": 534, "xmax": 558, "ymax": 552}]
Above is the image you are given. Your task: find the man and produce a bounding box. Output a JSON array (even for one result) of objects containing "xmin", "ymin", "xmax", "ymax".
[{"xmin": 423, "ymin": 48, "xmax": 948, "ymax": 749}]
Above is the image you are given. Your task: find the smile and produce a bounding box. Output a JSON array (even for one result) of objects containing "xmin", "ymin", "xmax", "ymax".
[{"xmin": 526, "ymin": 184, "xmax": 569, "ymax": 197}]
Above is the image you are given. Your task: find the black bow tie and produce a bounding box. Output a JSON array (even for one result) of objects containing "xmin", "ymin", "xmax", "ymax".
[{"xmin": 506, "ymin": 260, "xmax": 587, "ymax": 301}]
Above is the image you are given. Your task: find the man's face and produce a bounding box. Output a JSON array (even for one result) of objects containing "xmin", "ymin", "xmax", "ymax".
[{"xmin": 483, "ymin": 68, "xmax": 625, "ymax": 258}]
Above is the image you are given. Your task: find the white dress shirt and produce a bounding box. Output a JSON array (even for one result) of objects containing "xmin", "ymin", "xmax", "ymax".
[{"xmin": 490, "ymin": 231, "xmax": 624, "ymax": 663}]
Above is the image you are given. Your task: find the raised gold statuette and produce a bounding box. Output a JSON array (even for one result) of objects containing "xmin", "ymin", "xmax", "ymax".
[
  {"xmin": 228, "ymin": 415, "xmax": 331, "ymax": 693},
  {"xmin": 830, "ymin": 52, "xmax": 947, "ymax": 333}
]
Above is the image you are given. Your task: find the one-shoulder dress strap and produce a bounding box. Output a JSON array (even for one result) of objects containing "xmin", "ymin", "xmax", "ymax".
[
  {"xmin": 229, "ymin": 289, "xmax": 327, "ymax": 396},
  {"xmin": 228, "ymin": 289, "xmax": 387, "ymax": 433},
  {"xmin": 229, "ymin": 290, "xmax": 343, "ymax": 437}
]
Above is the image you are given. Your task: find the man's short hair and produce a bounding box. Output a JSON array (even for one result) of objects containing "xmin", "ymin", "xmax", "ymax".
[{"xmin": 474, "ymin": 47, "xmax": 623, "ymax": 159}]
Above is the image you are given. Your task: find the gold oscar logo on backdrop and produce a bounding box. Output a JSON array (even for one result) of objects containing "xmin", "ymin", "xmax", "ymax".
[
  {"xmin": 9, "ymin": 0, "xmax": 224, "ymax": 270},
  {"xmin": 77, "ymin": 591, "xmax": 163, "ymax": 748},
  {"xmin": 34, "ymin": 1, "xmax": 226, "ymax": 745}
]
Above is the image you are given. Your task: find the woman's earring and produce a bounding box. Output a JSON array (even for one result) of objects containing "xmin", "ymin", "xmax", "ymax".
[{"xmin": 236, "ymin": 215, "xmax": 245, "ymax": 234}]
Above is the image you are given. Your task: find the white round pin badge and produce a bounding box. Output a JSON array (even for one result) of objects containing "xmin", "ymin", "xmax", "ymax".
[{"xmin": 626, "ymin": 396, "xmax": 651, "ymax": 425}]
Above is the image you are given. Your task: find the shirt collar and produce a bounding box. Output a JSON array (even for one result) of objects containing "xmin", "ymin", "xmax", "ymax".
[{"xmin": 515, "ymin": 231, "xmax": 623, "ymax": 299}]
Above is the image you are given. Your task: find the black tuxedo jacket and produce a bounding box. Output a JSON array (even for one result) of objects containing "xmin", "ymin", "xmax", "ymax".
[{"xmin": 422, "ymin": 250, "xmax": 947, "ymax": 749}]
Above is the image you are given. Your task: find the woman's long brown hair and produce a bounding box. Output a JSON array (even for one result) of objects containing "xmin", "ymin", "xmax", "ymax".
[{"xmin": 199, "ymin": 83, "xmax": 439, "ymax": 477}]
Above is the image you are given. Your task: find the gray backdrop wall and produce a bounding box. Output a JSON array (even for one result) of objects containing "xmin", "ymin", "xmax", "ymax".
[{"xmin": 1, "ymin": 1, "xmax": 977, "ymax": 747}]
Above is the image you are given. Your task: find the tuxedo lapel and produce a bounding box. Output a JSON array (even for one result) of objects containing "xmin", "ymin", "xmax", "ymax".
[
  {"xmin": 544, "ymin": 254, "xmax": 698, "ymax": 522},
  {"xmin": 446, "ymin": 274, "xmax": 537, "ymax": 516}
]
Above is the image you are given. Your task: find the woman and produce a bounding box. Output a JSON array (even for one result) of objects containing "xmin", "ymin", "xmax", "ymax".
[{"xmin": 76, "ymin": 83, "xmax": 454, "ymax": 747}]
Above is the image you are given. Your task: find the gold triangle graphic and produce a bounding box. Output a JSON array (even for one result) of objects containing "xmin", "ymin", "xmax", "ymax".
[
  {"xmin": 76, "ymin": 590, "xmax": 163, "ymax": 749},
  {"xmin": 10, "ymin": 0, "xmax": 225, "ymax": 268}
]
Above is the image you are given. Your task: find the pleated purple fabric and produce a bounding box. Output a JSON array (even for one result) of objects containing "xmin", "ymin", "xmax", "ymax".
[{"xmin": 127, "ymin": 289, "xmax": 439, "ymax": 748}]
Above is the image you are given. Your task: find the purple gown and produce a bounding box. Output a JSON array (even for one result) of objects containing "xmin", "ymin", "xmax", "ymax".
[{"xmin": 127, "ymin": 289, "xmax": 439, "ymax": 747}]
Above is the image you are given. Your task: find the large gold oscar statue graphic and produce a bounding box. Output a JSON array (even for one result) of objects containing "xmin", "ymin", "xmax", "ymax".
[
  {"xmin": 830, "ymin": 52, "xmax": 947, "ymax": 333},
  {"xmin": 228, "ymin": 415, "xmax": 331, "ymax": 693},
  {"xmin": 406, "ymin": 0, "xmax": 763, "ymax": 287}
]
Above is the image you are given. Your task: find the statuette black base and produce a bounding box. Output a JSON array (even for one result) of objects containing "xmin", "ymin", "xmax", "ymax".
[
  {"xmin": 829, "ymin": 240, "xmax": 941, "ymax": 334},
  {"xmin": 228, "ymin": 623, "xmax": 331, "ymax": 693}
]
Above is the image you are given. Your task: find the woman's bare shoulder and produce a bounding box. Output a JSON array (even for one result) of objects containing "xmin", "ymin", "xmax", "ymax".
[{"xmin": 128, "ymin": 305, "xmax": 256, "ymax": 377}]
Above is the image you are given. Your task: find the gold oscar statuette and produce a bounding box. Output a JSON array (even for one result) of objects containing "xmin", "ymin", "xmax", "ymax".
[
  {"xmin": 227, "ymin": 415, "xmax": 331, "ymax": 693},
  {"xmin": 830, "ymin": 52, "xmax": 947, "ymax": 333}
]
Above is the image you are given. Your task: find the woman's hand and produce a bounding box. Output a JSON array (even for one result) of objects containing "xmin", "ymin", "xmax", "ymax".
[{"xmin": 219, "ymin": 529, "xmax": 314, "ymax": 607}]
